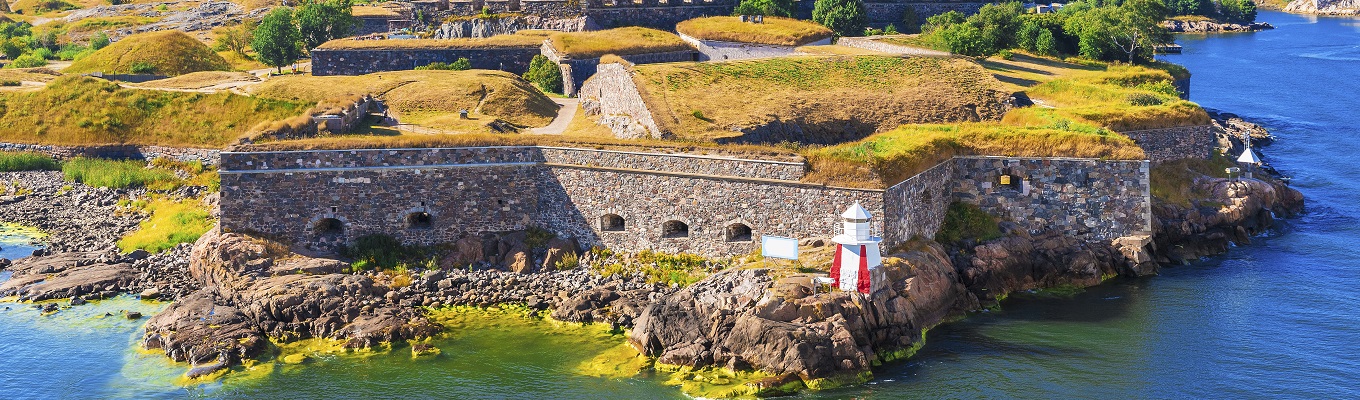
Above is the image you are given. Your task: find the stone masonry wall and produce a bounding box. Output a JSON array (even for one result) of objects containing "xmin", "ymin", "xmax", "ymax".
[
  {"xmin": 219, "ymin": 148, "xmax": 1151, "ymax": 257},
  {"xmin": 881, "ymin": 159, "xmax": 958, "ymax": 246},
  {"xmin": 950, "ymin": 157, "xmax": 1151, "ymax": 240},
  {"xmin": 577, "ymin": 63, "xmax": 665, "ymax": 139},
  {"xmin": 543, "ymin": 40, "xmax": 698, "ymax": 96},
  {"xmin": 679, "ymin": 33, "xmax": 830, "ymax": 61},
  {"xmin": 1120, "ymin": 125, "xmax": 1214, "ymax": 163},
  {"xmin": 0, "ymin": 142, "xmax": 221, "ymax": 165},
  {"xmin": 219, "ymin": 146, "xmax": 879, "ymax": 257},
  {"xmin": 310, "ymin": 46, "xmax": 540, "ymax": 76}
]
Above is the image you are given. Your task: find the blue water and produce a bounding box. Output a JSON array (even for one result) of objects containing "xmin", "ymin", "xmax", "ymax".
[
  {"xmin": 2, "ymin": 10, "xmax": 1358, "ymax": 398},
  {"xmin": 809, "ymin": 10, "xmax": 1360, "ymax": 398}
]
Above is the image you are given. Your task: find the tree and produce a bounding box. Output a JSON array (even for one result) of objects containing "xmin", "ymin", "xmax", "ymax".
[
  {"xmin": 252, "ymin": 7, "xmax": 303, "ymax": 73},
  {"xmin": 297, "ymin": 0, "xmax": 356, "ymax": 50},
  {"xmin": 812, "ymin": 0, "xmax": 867, "ymax": 37},
  {"xmin": 1218, "ymin": 0, "xmax": 1257, "ymax": 24},
  {"xmin": 523, "ymin": 54, "xmax": 562, "ymax": 94},
  {"xmin": 733, "ymin": 0, "xmax": 796, "ymax": 17},
  {"xmin": 900, "ymin": 6, "xmax": 921, "ymax": 34},
  {"xmin": 1110, "ymin": 0, "xmax": 1170, "ymax": 64},
  {"xmin": 215, "ymin": 23, "xmax": 255, "ymax": 58},
  {"xmin": 937, "ymin": 22, "xmax": 995, "ymax": 57},
  {"xmin": 972, "ymin": 2, "xmax": 1026, "ymax": 51},
  {"xmin": 922, "ymin": 10, "xmax": 965, "ymax": 34},
  {"xmin": 1035, "ymin": 28, "xmax": 1059, "ymax": 56},
  {"xmin": 90, "ymin": 32, "xmax": 110, "ymax": 50}
]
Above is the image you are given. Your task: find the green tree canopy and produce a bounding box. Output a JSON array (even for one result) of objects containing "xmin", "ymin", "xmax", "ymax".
[
  {"xmin": 251, "ymin": 7, "xmax": 303, "ymax": 72},
  {"xmin": 812, "ymin": 0, "xmax": 867, "ymax": 37},
  {"xmin": 733, "ymin": 0, "xmax": 797, "ymax": 17},
  {"xmin": 523, "ymin": 54, "xmax": 563, "ymax": 94},
  {"xmin": 297, "ymin": 0, "xmax": 357, "ymax": 50}
]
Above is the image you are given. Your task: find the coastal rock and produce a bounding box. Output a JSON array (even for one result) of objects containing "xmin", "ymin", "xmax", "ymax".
[
  {"xmin": 1162, "ymin": 19, "xmax": 1274, "ymax": 33},
  {"xmin": 1284, "ymin": 0, "xmax": 1360, "ymax": 15},
  {"xmin": 0, "ymin": 252, "xmax": 137, "ymax": 301},
  {"xmin": 142, "ymin": 288, "xmax": 266, "ymax": 365}
]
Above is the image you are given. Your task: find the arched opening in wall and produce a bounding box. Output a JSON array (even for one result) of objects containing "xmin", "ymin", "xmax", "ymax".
[
  {"xmin": 313, "ymin": 218, "xmax": 344, "ymax": 236},
  {"xmin": 662, "ymin": 220, "xmax": 689, "ymax": 238},
  {"xmin": 725, "ymin": 223, "xmax": 752, "ymax": 242},
  {"xmin": 406, "ymin": 212, "xmax": 433, "ymax": 230},
  {"xmin": 601, "ymin": 214, "xmax": 625, "ymax": 232}
]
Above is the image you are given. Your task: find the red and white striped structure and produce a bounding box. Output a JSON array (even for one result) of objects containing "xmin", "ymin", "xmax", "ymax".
[{"xmin": 829, "ymin": 203, "xmax": 887, "ymax": 295}]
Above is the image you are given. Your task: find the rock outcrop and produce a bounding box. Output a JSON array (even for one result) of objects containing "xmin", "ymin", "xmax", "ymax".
[
  {"xmin": 1162, "ymin": 19, "xmax": 1274, "ymax": 33},
  {"xmin": 1284, "ymin": 0, "xmax": 1360, "ymax": 14}
]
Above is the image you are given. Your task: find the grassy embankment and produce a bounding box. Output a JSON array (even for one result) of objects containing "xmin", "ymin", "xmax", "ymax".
[
  {"xmin": 676, "ymin": 16, "xmax": 833, "ymax": 46},
  {"xmin": 548, "ymin": 27, "xmax": 692, "ymax": 58},
  {"xmin": 130, "ymin": 71, "xmax": 261, "ymax": 90},
  {"xmin": 65, "ymin": 30, "xmax": 232, "ymax": 76},
  {"xmin": 249, "ymin": 69, "xmax": 559, "ymax": 132},
  {"xmin": 0, "ymin": 75, "xmax": 306, "ymax": 147}
]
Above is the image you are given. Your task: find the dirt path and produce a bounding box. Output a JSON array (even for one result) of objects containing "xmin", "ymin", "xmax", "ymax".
[{"xmin": 529, "ymin": 98, "xmax": 578, "ymax": 135}]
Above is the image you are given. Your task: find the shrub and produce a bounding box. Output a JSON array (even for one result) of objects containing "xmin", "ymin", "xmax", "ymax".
[
  {"xmin": 1035, "ymin": 28, "xmax": 1059, "ymax": 56},
  {"xmin": 130, "ymin": 61, "xmax": 156, "ymax": 74},
  {"xmin": 8, "ymin": 53, "xmax": 47, "ymax": 68},
  {"xmin": 61, "ymin": 158, "xmax": 181, "ymax": 189},
  {"xmin": 900, "ymin": 7, "xmax": 921, "ymax": 34},
  {"xmin": 91, "ymin": 32, "xmax": 110, "ymax": 50},
  {"xmin": 0, "ymin": 151, "xmax": 59, "ymax": 171},
  {"xmin": 343, "ymin": 234, "xmax": 407, "ymax": 270},
  {"xmin": 935, "ymin": 202, "xmax": 1002, "ymax": 245},
  {"xmin": 523, "ymin": 54, "xmax": 563, "ymax": 94},
  {"xmin": 812, "ymin": 0, "xmax": 867, "ymax": 37},
  {"xmin": 936, "ymin": 23, "xmax": 994, "ymax": 57},
  {"xmin": 0, "ymin": 80, "xmax": 18, "ymax": 86},
  {"xmin": 733, "ymin": 0, "xmax": 796, "ymax": 17},
  {"xmin": 117, "ymin": 198, "xmax": 215, "ymax": 253},
  {"xmin": 414, "ymin": 58, "xmax": 471, "ymax": 71},
  {"xmin": 1126, "ymin": 92, "xmax": 1164, "ymax": 106}
]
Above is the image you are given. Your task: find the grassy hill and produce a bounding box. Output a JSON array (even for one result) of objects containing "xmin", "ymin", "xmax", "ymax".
[
  {"xmin": 65, "ymin": 30, "xmax": 232, "ymax": 76},
  {"xmin": 0, "ymin": 76, "xmax": 306, "ymax": 147},
  {"xmin": 630, "ymin": 55, "xmax": 1013, "ymax": 143},
  {"xmin": 250, "ymin": 69, "xmax": 558, "ymax": 129},
  {"xmin": 676, "ymin": 16, "xmax": 833, "ymax": 46}
]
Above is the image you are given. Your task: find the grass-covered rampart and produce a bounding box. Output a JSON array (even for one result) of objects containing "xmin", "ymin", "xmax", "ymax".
[
  {"xmin": 0, "ymin": 76, "xmax": 307, "ymax": 147},
  {"xmin": 676, "ymin": 16, "xmax": 833, "ymax": 46},
  {"xmin": 549, "ymin": 27, "xmax": 692, "ymax": 59}
]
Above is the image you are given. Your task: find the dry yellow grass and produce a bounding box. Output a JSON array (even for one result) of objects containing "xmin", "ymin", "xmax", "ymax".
[
  {"xmin": 131, "ymin": 71, "xmax": 260, "ymax": 90},
  {"xmin": 676, "ymin": 16, "xmax": 833, "ymax": 46},
  {"xmin": 249, "ymin": 69, "xmax": 558, "ymax": 127},
  {"xmin": 65, "ymin": 30, "xmax": 231, "ymax": 76},
  {"xmin": 631, "ymin": 55, "xmax": 1011, "ymax": 142},
  {"xmin": 0, "ymin": 68, "xmax": 62, "ymax": 83},
  {"xmin": 352, "ymin": 5, "xmax": 402, "ymax": 17},
  {"xmin": 549, "ymin": 27, "xmax": 692, "ymax": 59},
  {"xmin": 317, "ymin": 31, "xmax": 550, "ymax": 50}
]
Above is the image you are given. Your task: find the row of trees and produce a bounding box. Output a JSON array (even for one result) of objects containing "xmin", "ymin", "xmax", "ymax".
[
  {"xmin": 730, "ymin": 0, "xmax": 871, "ymax": 37},
  {"xmin": 1, "ymin": 21, "xmax": 108, "ymax": 68},
  {"xmin": 250, "ymin": 0, "xmax": 357, "ymax": 72},
  {"xmin": 924, "ymin": 0, "xmax": 1173, "ymax": 64},
  {"xmin": 1165, "ymin": 0, "xmax": 1256, "ymax": 24}
]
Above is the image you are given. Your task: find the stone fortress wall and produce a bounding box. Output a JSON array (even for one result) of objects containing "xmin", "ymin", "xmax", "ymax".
[
  {"xmin": 1120, "ymin": 125, "xmax": 1215, "ymax": 163},
  {"xmin": 220, "ymin": 146, "xmax": 1152, "ymax": 258},
  {"xmin": 310, "ymin": 47, "xmax": 541, "ymax": 76},
  {"xmin": 0, "ymin": 142, "xmax": 221, "ymax": 166}
]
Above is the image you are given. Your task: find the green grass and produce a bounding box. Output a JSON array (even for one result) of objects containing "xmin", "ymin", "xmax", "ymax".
[
  {"xmin": 1020, "ymin": 65, "xmax": 1209, "ymax": 131},
  {"xmin": 934, "ymin": 202, "xmax": 1003, "ymax": 245},
  {"xmin": 1150, "ymin": 154, "xmax": 1236, "ymax": 207},
  {"xmin": 118, "ymin": 198, "xmax": 216, "ymax": 253},
  {"xmin": 0, "ymin": 151, "xmax": 59, "ymax": 172},
  {"xmin": 61, "ymin": 158, "xmax": 180, "ymax": 189},
  {"xmin": 589, "ymin": 248, "xmax": 717, "ymax": 287}
]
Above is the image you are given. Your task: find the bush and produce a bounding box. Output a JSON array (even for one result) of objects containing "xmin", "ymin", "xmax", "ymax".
[
  {"xmin": 0, "ymin": 151, "xmax": 59, "ymax": 171},
  {"xmin": 343, "ymin": 234, "xmax": 407, "ymax": 270},
  {"xmin": 8, "ymin": 53, "xmax": 47, "ymax": 68},
  {"xmin": 936, "ymin": 23, "xmax": 994, "ymax": 57},
  {"xmin": 61, "ymin": 158, "xmax": 181, "ymax": 189},
  {"xmin": 117, "ymin": 198, "xmax": 215, "ymax": 253},
  {"xmin": 922, "ymin": 10, "xmax": 965, "ymax": 34},
  {"xmin": 91, "ymin": 32, "xmax": 110, "ymax": 50},
  {"xmin": 733, "ymin": 0, "xmax": 796, "ymax": 17},
  {"xmin": 935, "ymin": 202, "xmax": 1002, "ymax": 245},
  {"xmin": 900, "ymin": 7, "xmax": 921, "ymax": 34},
  {"xmin": 0, "ymin": 80, "xmax": 18, "ymax": 86},
  {"xmin": 414, "ymin": 58, "xmax": 471, "ymax": 71},
  {"xmin": 1035, "ymin": 28, "xmax": 1059, "ymax": 56},
  {"xmin": 130, "ymin": 61, "xmax": 156, "ymax": 74},
  {"xmin": 1126, "ymin": 92, "xmax": 1164, "ymax": 106},
  {"xmin": 523, "ymin": 54, "xmax": 563, "ymax": 94},
  {"xmin": 1218, "ymin": 0, "xmax": 1257, "ymax": 24},
  {"xmin": 812, "ymin": 0, "xmax": 867, "ymax": 37}
]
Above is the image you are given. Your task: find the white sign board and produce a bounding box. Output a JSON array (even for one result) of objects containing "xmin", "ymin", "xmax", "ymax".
[{"xmin": 761, "ymin": 235, "xmax": 799, "ymax": 260}]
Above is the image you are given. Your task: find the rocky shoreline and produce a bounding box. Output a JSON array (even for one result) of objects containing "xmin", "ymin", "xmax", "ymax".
[
  {"xmin": 1163, "ymin": 19, "xmax": 1275, "ymax": 33},
  {"xmin": 0, "ymin": 113, "xmax": 1305, "ymax": 396}
]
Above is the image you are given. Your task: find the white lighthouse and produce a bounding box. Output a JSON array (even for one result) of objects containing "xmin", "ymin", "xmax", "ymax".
[{"xmin": 829, "ymin": 203, "xmax": 887, "ymax": 295}]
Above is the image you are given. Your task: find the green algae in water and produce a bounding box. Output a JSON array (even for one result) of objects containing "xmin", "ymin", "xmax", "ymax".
[{"xmin": 0, "ymin": 222, "xmax": 46, "ymax": 247}]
